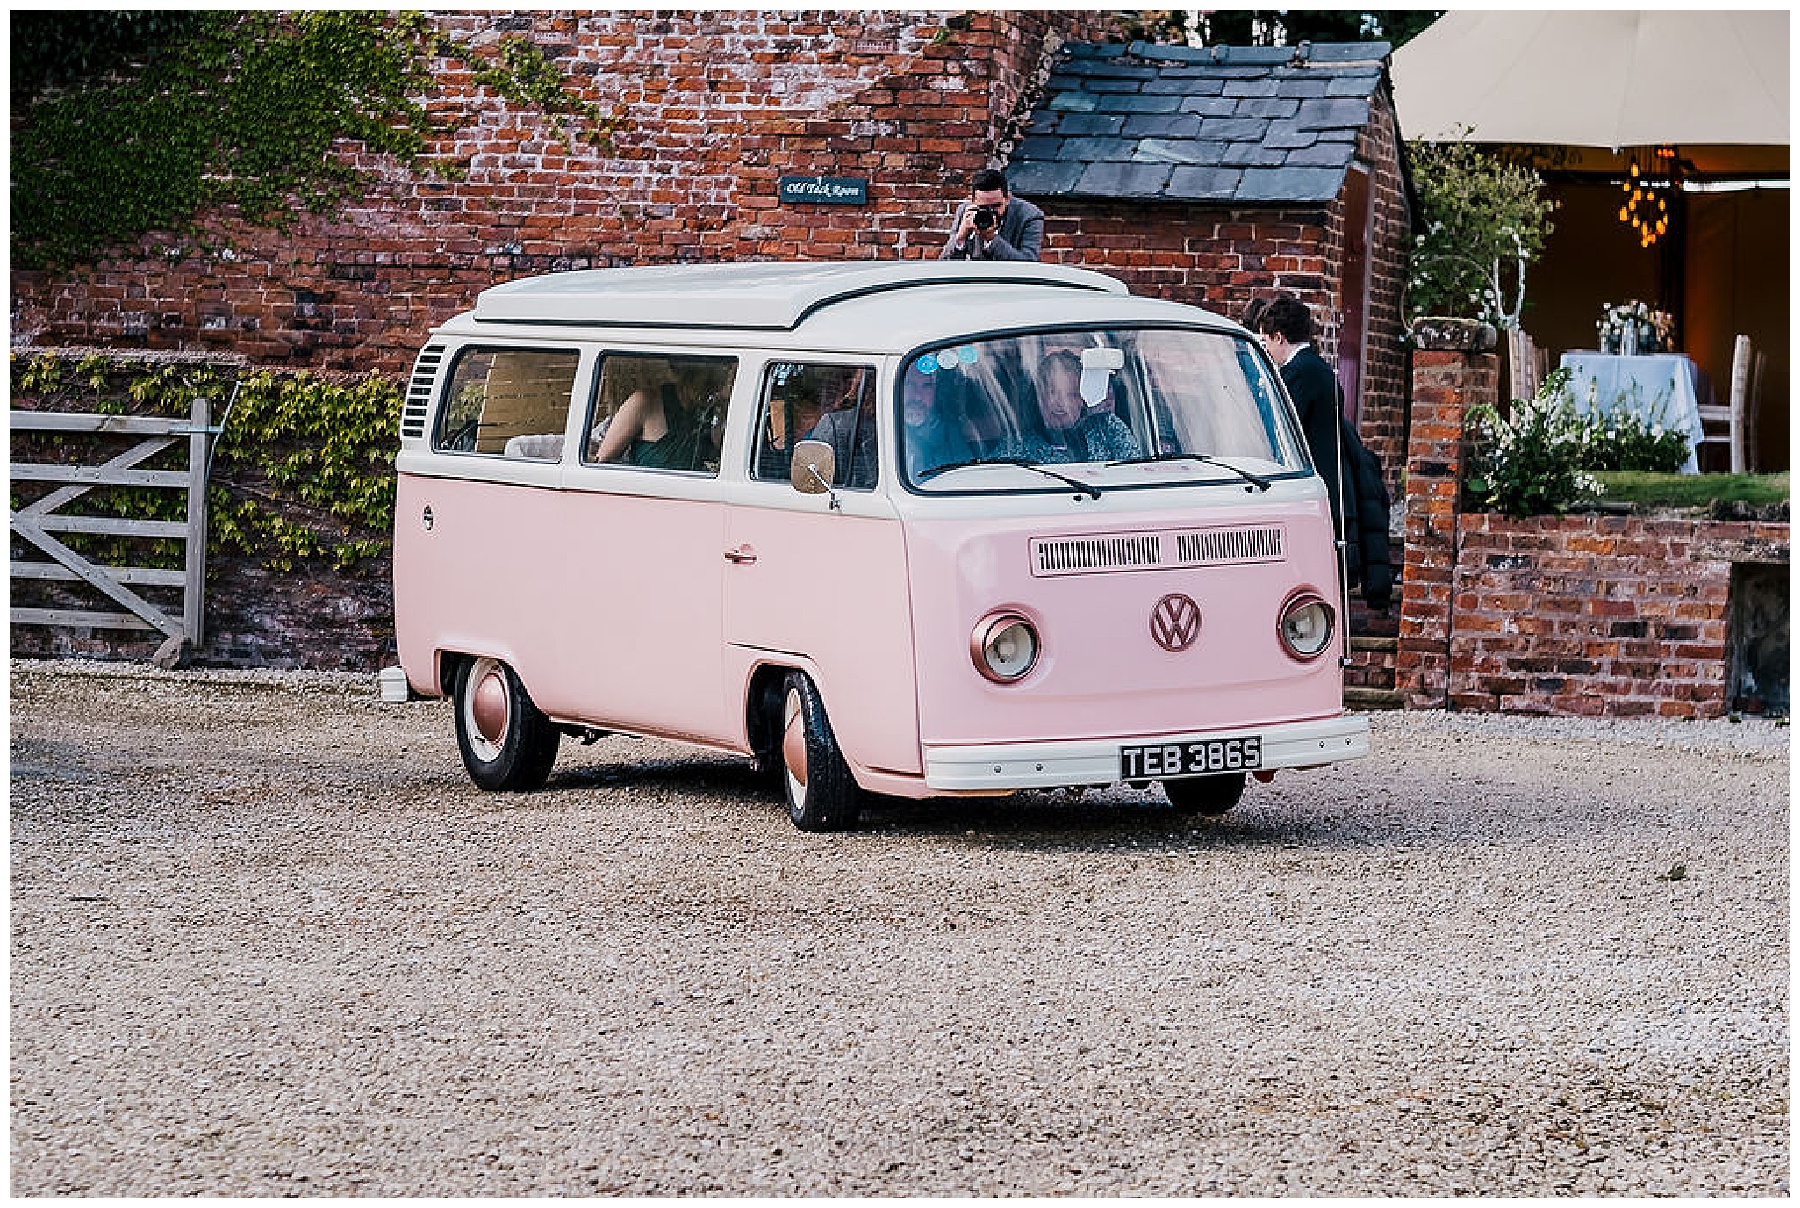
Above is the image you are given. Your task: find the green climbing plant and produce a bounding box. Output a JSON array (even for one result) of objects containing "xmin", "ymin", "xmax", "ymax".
[{"xmin": 11, "ymin": 352, "xmax": 402, "ymax": 573}]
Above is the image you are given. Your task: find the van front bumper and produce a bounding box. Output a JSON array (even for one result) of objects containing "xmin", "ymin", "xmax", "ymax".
[{"xmin": 922, "ymin": 712, "xmax": 1370, "ymax": 793}]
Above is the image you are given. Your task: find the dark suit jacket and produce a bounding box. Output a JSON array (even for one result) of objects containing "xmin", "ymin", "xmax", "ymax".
[
  {"xmin": 1279, "ymin": 344, "xmax": 1394, "ymax": 610},
  {"xmin": 1278, "ymin": 344, "xmax": 1345, "ymax": 525}
]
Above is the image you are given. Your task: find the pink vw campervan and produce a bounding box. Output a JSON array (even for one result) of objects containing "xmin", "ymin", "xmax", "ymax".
[{"xmin": 392, "ymin": 262, "xmax": 1368, "ymax": 830}]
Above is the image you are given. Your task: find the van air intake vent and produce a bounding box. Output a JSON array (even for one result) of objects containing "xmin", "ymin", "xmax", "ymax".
[
  {"xmin": 1175, "ymin": 525, "xmax": 1283, "ymax": 564},
  {"xmin": 1031, "ymin": 525, "xmax": 1284, "ymax": 577},
  {"xmin": 400, "ymin": 344, "xmax": 447, "ymax": 440},
  {"xmin": 1034, "ymin": 534, "xmax": 1163, "ymax": 574}
]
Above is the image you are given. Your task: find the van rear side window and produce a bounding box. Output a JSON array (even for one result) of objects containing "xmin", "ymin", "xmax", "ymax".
[
  {"xmin": 434, "ymin": 348, "xmax": 580, "ymax": 459},
  {"xmin": 584, "ymin": 353, "xmax": 736, "ymax": 476}
]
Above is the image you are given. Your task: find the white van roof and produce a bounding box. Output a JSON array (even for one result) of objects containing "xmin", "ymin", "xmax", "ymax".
[{"xmin": 469, "ymin": 261, "xmax": 1131, "ymax": 331}]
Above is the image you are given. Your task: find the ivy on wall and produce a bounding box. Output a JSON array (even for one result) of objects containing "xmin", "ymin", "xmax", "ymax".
[
  {"xmin": 11, "ymin": 352, "xmax": 402, "ymax": 574},
  {"xmin": 12, "ymin": 11, "xmax": 618, "ymax": 269},
  {"xmin": 213, "ymin": 371, "xmax": 403, "ymax": 571}
]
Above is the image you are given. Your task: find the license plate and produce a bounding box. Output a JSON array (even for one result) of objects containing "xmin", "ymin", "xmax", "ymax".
[{"xmin": 1121, "ymin": 736, "xmax": 1262, "ymax": 780}]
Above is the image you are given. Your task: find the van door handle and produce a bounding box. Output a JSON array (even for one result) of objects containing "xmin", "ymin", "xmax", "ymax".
[{"xmin": 724, "ymin": 545, "xmax": 758, "ymax": 565}]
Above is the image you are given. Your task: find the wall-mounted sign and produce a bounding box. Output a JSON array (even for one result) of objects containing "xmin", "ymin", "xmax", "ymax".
[{"xmin": 778, "ymin": 175, "xmax": 869, "ymax": 206}]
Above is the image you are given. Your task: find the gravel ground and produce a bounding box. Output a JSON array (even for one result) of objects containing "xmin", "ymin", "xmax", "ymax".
[{"xmin": 9, "ymin": 659, "xmax": 1789, "ymax": 1196}]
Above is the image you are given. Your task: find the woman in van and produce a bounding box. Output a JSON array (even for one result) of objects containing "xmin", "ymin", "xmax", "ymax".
[
  {"xmin": 802, "ymin": 367, "xmax": 879, "ymax": 488},
  {"xmin": 1015, "ymin": 349, "xmax": 1140, "ymax": 465},
  {"xmin": 593, "ymin": 382, "xmax": 709, "ymax": 470}
]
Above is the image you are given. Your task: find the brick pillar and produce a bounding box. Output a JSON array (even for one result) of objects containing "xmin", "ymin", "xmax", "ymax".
[{"xmin": 1396, "ymin": 319, "xmax": 1498, "ymax": 708}]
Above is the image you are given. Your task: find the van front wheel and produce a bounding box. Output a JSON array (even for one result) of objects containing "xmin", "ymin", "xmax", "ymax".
[
  {"xmin": 779, "ymin": 672, "xmax": 860, "ymax": 832},
  {"xmin": 1163, "ymin": 772, "xmax": 1246, "ymax": 816},
  {"xmin": 454, "ymin": 656, "xmax": 560, "ymax": 791}
]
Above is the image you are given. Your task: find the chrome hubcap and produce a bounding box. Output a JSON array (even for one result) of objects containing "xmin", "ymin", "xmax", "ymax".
[
  {"xmin": 782, "ymin": 687, "xmax": 808, "ymax": 803},
  {"xmin": 464, "ymin": 658, "xmax": 511, "ymax": 762}
]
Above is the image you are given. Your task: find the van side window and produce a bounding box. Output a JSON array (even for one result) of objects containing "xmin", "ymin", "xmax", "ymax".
[
  {"xmin": 584, "ymin": 353, "xmax": 736, "ymax": 476},
  {"xmin": 752, "ymin": 362, "xmax": 878, "ymax": 489},
  {"xmin": 433, "ymin": 348, "xmax": 580, "ymax": 460}
]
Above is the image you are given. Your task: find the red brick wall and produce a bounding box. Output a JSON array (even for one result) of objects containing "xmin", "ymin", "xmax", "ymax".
[
  {"xmin": 10, "ymin": 553, "xmax": 395, "ymax": 672},
  {"xmin": 1397, "ymin": 320, "xmax": 1791, "ymax": 718},
  {"xmin": 1342, "ymin": 86, "xmax": 1410, "ymax": 488},
  {"xmin": 1040, "ymin": 113, "xmax": 1413, "ymax": 487},
  {"xmin": 13, "ymin": 13, "xmax": 1409, "ymax": 457},
  {"xmin": 11, "ymin": 10, "xmax": 1115, "ymax": 378},
  {"xmin": 1449, "ymin": 515, "xmax": 1787, "ymax": 717},
  {"xmin": 1041, "ymin": 204, "xmax": 1332, "ymax": 312},
  {"xmin": 1397, "ymin": 328, "xmax": 1494, "ymax": 708}
]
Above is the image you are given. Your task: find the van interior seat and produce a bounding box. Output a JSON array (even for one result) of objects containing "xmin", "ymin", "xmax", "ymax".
[{"xmin": 502, "ymin": 433, "xmax": 564, "ymax": 460}]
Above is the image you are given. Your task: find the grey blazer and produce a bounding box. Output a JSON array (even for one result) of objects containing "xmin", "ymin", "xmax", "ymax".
[{"xmin": 939, "ymin": 195, "xmax": 1045, "ymax": 262}]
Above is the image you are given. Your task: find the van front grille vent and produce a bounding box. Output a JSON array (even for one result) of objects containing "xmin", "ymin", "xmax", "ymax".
[
  {"xmin": 400, "ymin": 344, "xmax": 447, "ymax": 440},
  {"xmin": 1031, "ymin": 525, "xmax": 1284, "ymax": 577},
  {"xmin": 1034, "ymin": 534, "xmax": 1164, "ymax": 575},
  {"xmin": 1175, "ymin": 525, "xmax": 1283, "ymax": 565}
]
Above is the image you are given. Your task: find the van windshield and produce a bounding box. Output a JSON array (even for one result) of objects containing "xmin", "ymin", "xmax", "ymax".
[{"xmin": 900, "ymin": 327, "xmax": 1308, "ymax": 492}]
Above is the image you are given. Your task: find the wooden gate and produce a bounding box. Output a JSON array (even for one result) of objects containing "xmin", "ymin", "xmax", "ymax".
[{"xmin": 10, "ymin": 394, "xmax": 217, "ymax": 662}]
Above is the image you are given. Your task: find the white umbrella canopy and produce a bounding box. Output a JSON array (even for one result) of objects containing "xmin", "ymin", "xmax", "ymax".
[{"xmin": 1392, "ymin": 10, "xmax": 1788, "ymax": 151}]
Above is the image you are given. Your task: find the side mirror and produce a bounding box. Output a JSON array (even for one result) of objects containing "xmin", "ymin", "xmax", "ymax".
[{"xmin": 790, "ymin": 439, "xmax": 837, "ymax": 495}]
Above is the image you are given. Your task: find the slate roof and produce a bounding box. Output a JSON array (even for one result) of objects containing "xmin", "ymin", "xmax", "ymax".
[{"xmin": 1007, "ymin": 40, "xmax": 1393, "ymax": 206}]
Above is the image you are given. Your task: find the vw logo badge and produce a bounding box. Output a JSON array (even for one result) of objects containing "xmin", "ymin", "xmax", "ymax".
[{"xmin": 1150, "ymin": 593, "xmax": 1202, "ymax": 652}]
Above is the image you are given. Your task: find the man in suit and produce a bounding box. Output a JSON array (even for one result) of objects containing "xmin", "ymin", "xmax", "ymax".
[
  {"xmin": 1254, "ymin": 294, "xmax": 1345, "ymax": 525},
  {"xmin": 939, "ymin": 168, "xmax": 1043, "ymax": 262},
  {"xmin": 1252, "ymin": 294, "xmax": 1393, "ymax": 611}
]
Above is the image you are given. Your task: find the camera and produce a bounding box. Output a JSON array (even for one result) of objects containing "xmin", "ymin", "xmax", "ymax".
[{"xmin": 972, "ymin": 205, "xmax": 999, "ymax": 232}]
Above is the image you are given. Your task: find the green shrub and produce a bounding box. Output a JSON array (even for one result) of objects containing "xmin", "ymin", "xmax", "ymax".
[
  {"xmin": 1406, "ymin": 136, "xmax": 1556, "ymax": 328},
  {"xmin": 1468, "ymin": 366, "xmax": 1706, "ymax": 515},
  {"xmin": 1466, "ymin": 368, "xmax": 1602, "ymax": 516},
  {"xmin": 211, "ymin": 372, "xmax": 403, "ymax": 571}
]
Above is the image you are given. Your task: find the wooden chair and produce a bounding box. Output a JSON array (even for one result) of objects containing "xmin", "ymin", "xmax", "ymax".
[
  {"xmin": 1698, "ymin": 334, "xmax": 1763, "ymax": 473},
  {"xmin": 1506, "ymin": 327, "xmax": 1548, "ymax": 401}
]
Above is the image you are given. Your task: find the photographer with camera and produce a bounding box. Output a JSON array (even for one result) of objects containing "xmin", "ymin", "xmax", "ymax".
[{"xmin": 939, "ymin": 168, "xmax": 1043, "ymax": 262}]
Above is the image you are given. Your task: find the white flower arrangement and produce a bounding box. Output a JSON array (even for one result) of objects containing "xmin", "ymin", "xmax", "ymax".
[
  {"xmin": 1466, "ymin": 368, "xmax": 1604, "ymax": 516},
  {"xmin": 1596, "ymin": 300, "xmax": 1674, "ymax": 355}
]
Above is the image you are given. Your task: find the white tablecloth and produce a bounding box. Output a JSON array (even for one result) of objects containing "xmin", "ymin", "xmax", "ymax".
[{"xmin": 1557, "ymin": 352, "xmax": 1705, "ymax": 474}]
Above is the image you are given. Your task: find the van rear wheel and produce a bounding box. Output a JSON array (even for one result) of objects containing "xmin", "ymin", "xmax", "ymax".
[
  {"xmin": 454, "ymin": 656, "xmax": 559, "ymax": 791},
  {"xmin": 1163, "ymin": 772, "xmax": 1246, "ymax": 816},
  {"xmin": 779, "ymin": 671, "xmax": 860, "ymax": 832}
]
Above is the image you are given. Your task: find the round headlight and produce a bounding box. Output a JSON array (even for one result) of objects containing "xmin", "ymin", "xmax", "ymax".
[
  {"xmin": 972, "ymin": 612, "xmax": 1039, "ymax": 682},
  {"xmin": 1278, "ymin": 592, "xmax": 1335, "ymax": 661}
]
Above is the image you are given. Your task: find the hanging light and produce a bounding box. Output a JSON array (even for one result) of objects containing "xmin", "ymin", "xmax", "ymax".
[{"xmin": 1620, "ymin": 147, "xmax": 1677, "ymax": 248}]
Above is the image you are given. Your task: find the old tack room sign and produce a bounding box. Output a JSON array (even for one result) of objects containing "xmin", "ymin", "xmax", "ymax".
[{"xmin": 778, "ymin": 175, "xmax": 869, "ymax": 206}]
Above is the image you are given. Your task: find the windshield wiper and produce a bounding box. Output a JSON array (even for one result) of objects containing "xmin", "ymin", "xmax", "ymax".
[
  {"xmin": 916, "ymin": 455, "xmax": 1103, "ymax": 498},
  {"xmin": 1105, "ymin": 452, "xmax": 1272, "ymax": 492}
]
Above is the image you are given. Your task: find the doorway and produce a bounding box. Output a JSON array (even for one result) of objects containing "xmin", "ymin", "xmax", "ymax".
[{"xmin": 1336, "ymin": 162, "xmax": 1374, "ymax": 426}]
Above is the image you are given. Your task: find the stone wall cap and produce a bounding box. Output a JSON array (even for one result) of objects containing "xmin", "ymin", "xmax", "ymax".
[{"xmin": 1409, "ymin": 317, "xmax": 1498, "ymax": 352}]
